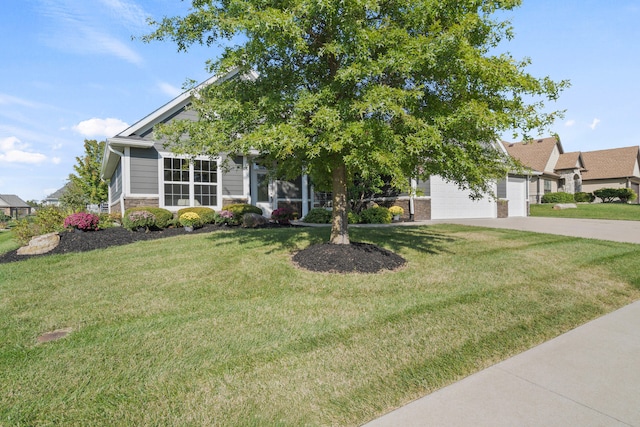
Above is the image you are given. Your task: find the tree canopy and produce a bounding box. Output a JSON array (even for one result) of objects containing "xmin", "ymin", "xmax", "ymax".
[{"xmin": 145, "ymin": 0, "xmax": 568, "ymax": 244}]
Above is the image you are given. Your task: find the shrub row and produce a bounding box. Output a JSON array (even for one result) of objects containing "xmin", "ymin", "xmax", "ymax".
[
  {"xmin": 302, "ymin": 206, "xmax": 393, "ymax": 224},
  {"xmin": 542, "ymin": 188, "xmax": 637, "ymax": 204}
]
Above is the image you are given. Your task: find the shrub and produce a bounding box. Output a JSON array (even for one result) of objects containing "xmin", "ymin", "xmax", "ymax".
[
  {"xmin": 271, "ymin": 206, "xmax": 295, "ymax": 224},
  {"xmin": 360, "ymin": 206, "xmax": 392, "ymax": 224},
  {"xmin": 224, "ymin": 204, "xmax": 263, "ymax": 217},
  {"xmin": 574, "ymin": 192, "xmax": 595, "ymax": 203},
  {"xmin": 617, "ymin": 188, "xmax": 637, "ymax": 203},
  {"xmin": 541, "ymin": 192, "xmax": 575, "ymax": 204},
  {"xmin": 592, "ymin": 188, "xmax": 636, "ymax": 203},
  {"xmin": 123, "ymin": 209, "xmax": 157, "ymax": 230},
  {"xmin": 10, "ymin": 206, "xmax": 67, "ymax": 245},
  {"xmin": 179, "ymin": 212, "xmax": 201, "ymax": 227},
  {"xmin": 177, "ymin": 207, "xmax": 216, "ymax": 224},
  {"xmin": 303, "ymin": 208, "xmax": 332, "ymax": 223},
  {"xmin": 0, "ymin": 212, "xmax": 11, "ymax": 221},
  {"xmin": 348, "ymin": 211, "xmax": 361, "ymax": 224},
  {"xmin": 63, "ymin": 212, "xmax": 100, "ymax": 231},
  {"xmin": 122, "ymin": 207, "xmax": 173, "ymax": 229}
]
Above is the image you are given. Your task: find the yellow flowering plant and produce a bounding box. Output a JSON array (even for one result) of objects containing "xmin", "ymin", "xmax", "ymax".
[
  {"xmin": 179, "ymin": 212, "xmax": 201, "ymax": 227},
  {"xmin": 389, "ymin": 206, "xmax": 404, "ymax": 216}
]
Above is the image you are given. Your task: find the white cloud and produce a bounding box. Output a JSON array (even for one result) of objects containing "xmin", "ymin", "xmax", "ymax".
[
  {"xmin": 99, "ymin": 0, "xmax": 149, "ymax": 31},
  {"xmin": 158, "ymin": 81, "xmax": 183, "ymax": 97},
  {"xmin": 0, "ymin": 136, "xmax": 48, "ymax": 164},
  {"xmin": 589, "ymin": 118, "xmax": 601, "ymax": 130},
  {"xmin": 52, "ymin": 157, "xmax": 62, "ymax": 165},
  {"xmin": 565, "ymin": 119, "xmax": 576, "ymax": 127},
  {"xmin": 73, "ymin": 118, "xmax": 129, "ymax": 137}
]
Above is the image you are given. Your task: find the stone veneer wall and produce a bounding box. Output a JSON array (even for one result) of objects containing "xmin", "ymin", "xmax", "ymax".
[
  {"xmin": 497, "ymin": 199, "xmax": 509, "ymax": 218},
  {"xmin": 222, "ymin": 198, "xmax": 249, "ymax": 206},
  {"xmin": 124, "ymin": 197, "xmax": 159, "ymax": 211},
  {"xmin": 413, "ymin": 198, "xmax": 431, "ymax": 221}
]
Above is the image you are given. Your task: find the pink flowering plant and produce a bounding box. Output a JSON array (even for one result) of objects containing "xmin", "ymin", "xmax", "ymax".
[
  {"xmin": 215, "ymin": 209, "xmax": 237, "ymax": 226},
  {"xmin": 271, "ymin": 207, "xmax": 295, "ymax": 225},
  {"xmin": 63, "ymin": 212, "xmax": 100, "ymax": 231},
  {"xmin": 126, "ymin": 210, "xmax": 156, "ymax": 230}
]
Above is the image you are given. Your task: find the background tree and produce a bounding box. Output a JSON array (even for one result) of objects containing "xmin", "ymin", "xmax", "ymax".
[
  {"xmin": 145, "ymin": 0, "xmax": 568, "ymax": 244},
  {"xmin": 59, "ymin": 180, "xmax": 89, "ymax": 212},
  {"xmin": 68, "ymin": 139, "xmax": 108, "ymax": 206}
]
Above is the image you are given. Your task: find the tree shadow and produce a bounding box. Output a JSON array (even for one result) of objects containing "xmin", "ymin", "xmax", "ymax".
[{"xmin": 203, "ymin": 224, "xmax": 456, "ymax": 256}]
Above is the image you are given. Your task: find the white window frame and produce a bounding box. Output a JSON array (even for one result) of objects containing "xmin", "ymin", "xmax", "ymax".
[{"xmin": 158, "ymin": 154, "xmax": 222, "ymax": 210}]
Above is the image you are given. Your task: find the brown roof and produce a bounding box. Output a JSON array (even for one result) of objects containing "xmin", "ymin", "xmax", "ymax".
[
  {"xmin": 581, "ymin": 146, "xmax": 640, "ymax": 180},
  {"xmin": 501, "ymin": 137, "xmax": 562, "ymax": 172},
  {"xmin": 555, "ymin": 152, "xmax": 583, "ymax": 170}
]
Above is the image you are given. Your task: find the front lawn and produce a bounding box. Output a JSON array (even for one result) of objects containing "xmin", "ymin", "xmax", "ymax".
[
  {"xmin": 1, "ymin": 225, "xmax": 639, "ymax": 426},
  {"xmin": 0, "ymin": 230, "xmax": 18, "ymax": 255},
  {"xmin": 530, "ymin": 202, "xmax": 640, "ymax": 220}
]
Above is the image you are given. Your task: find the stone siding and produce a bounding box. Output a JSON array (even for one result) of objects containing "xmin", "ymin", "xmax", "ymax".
[{"xmin": 497, "ymin": 199, "xmax": 509, "ymax": 218}]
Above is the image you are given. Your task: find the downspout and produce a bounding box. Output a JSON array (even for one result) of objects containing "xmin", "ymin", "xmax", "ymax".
[
  {"xmin": 410, "ymin": 178, "xmax": 417, "ymax": 220},
  {"xmin": 107, "ymin": 145, "xmax": 125, "ymax": 215}
]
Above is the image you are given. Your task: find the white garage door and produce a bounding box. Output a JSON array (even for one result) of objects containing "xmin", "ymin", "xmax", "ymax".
[
  {"xmin": 430, "ymin": 176, "xmax": 497, "ymax": 219},
  {"xmin": 507, "ymin": 177, "xmax": 527, "ymax": 217}
]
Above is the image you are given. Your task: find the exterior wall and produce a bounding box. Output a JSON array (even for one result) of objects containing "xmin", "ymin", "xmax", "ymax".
[
  {"xmin": 124, "ymin": 197, "xmax": 160, "ymax": 210},
  {"xmin": 529, "ymin": 176, "xmax": 559, "ymax": 204},
  {"xmin": 222, "ymin": 155, "xmax": 245, "ymax": 196},
  {"xmin": 497, "ymin": 200, "xmax": 508, "ymax": 218},
  {"xmin": 413, "ymin": 198, "xmax": 431, "ymax": 220},
  {"xmin": 390, "ymin": 199, "xmax": 411, "ymax": 221},
  {"xmin": 582, "ymin": 179, "xmax": 640, "ymax": 204},
  {"xmin": 222, "ymin": 198, "xmax": 249, "ymax": 206},
  {"xmin": 544, "ymin": 145, "xmax": 561, "ymax": 172},
  {"xmin": 130, "ymin": 147, "xmax": 159, "ymax": 194}
]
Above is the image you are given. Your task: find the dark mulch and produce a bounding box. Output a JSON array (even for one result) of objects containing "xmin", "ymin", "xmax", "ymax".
[
  {"xmin": 292, "ymin": 242, "xmax": 406, "ymax": 273},
  {"xmin": 1, "ymin": 224, "xmax": 407, "ymax": 273}
]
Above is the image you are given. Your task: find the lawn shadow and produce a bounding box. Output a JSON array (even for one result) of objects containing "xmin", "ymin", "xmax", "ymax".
[{"xmin": 204, "ymin": 224, "xmax": 456, "ymax": 256}]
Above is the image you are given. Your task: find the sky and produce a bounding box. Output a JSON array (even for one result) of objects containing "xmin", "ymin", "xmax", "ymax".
[{"xmin": 1, "ymin": 0, "xmax": 640, "ymax": 202}]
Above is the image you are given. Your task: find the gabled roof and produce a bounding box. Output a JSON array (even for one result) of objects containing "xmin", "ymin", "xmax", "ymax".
[
  {"xmin": 45, "ymin": 184, "xmax": 69, "ymax": 200},
  {"xmin": 501, "ymin": 137, "xmax": 563, "ymax": 173},
  {"xmin": 581, "ymin": 146, "xmax": 640, "ymax": 180},
  {"xmin": 101, "ymin": 68, "xmax": 250, "ymax": 180},
  {"xmin": 0, "ymin": 194, "xmax": 30, "ymax": 208},
  {"xmin": 555, "ymin": 151, "xmax": 584, "ymax": 171}
]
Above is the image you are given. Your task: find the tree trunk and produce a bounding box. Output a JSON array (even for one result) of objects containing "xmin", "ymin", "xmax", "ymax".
[{"xmin": 330, "ymin": 160, "xmax": 350, "ymax": 245}]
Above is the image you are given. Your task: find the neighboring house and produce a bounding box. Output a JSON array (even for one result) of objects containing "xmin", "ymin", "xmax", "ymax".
[
  {"xmin": 0, "ymin": 194, "xmax": 32, "ymax": 218},
  {"xmin": 503, "ymin": 137, "xmax": 640, "ymax": 204},
  {"xmin": 43, "ymin": 184, "xmax": 69, "ymax": 206},
  {"xmin": 580, "ymin": 147, "xmax": 640, "ymax": 202},
  {"xmin": 101, "ymin": 70, "xmax": 528, "ymax": 220}
]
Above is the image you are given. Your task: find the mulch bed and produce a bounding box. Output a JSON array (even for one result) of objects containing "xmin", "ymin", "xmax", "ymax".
[{"xmin": 1, "ymin": 224, "xmax": 406, "ymax": 273}]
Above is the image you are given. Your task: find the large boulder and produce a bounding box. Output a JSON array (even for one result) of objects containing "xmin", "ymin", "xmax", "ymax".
[
  {"xmin": 242, "ymin": 213, "xmax": 268, "ymax": 228},
  {"xmin": 553, "ymin": 203, "xmax": 577, "ymax": 210},
  {"xmin": 17, "ymin": 232, "xmax": 60, "ymax": 255}
]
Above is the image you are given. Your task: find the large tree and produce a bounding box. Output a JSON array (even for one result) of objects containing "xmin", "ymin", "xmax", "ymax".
[{"xmin": 145, "ymin": 0, "xmax": 567, "ymax": 244}]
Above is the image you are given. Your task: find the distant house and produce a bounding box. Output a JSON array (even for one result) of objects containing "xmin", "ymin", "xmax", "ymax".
[
  {"xmin": 100, "ymin": 69, "xmax": 529, "ymax": 220},
  {"xmin": 502, "ymin": 137, "xmax": 640, "ymax": 204},
  {"xmin": 43, "ymin": 184, "xmax": 69, "ymax": 206},
  {"xmin": 0, "ymin": 194, "xmax": 32, "ymax": 218}
]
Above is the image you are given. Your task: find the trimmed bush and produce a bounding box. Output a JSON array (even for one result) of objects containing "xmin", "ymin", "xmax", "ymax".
[
  {"xmin": 592, "ymin": 188, "xmax": 637, "ymax": 203},
  {"xmin": 541, "ymin": 192, "xmax": 575, "ymax": 204},
  {"xmin": 123, "ymin": 207, "xmax": 173, "ymax": 229},
  {"xmin": 348, "ymin": 211, "xmax": 361, "ymax": 224},
  {"xmin": 224, "ymin": 204, "xmax": 263, "ymax": 217},
  {"xmin": 617, "ymin": 188, "xmax": 637, "ymax": 203},
  {"xmin": 360, "ymin": 206, "xmax": 392, "ymax": 224},
  {"xmin": 123, "ymin": 210, "xmax": 157, "ymax": 230},
  {"xmin": 177, "ymin": 207, "xmax": 216, "ymax": 224},
  {"xmin": 302, "ymin": 208, "xmax": 332, "ymax": 224},
  {"xmin": 574, "ymin": 192, "xmax": 595, "ymax": 203}
]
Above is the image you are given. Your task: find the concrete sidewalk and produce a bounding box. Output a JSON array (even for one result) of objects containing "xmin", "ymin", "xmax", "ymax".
[{"xmin": 364, "ymin": 300, "xmax": 640, "ymax": 426}]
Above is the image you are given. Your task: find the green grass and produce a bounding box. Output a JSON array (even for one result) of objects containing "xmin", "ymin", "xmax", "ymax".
[
  {"xmin": 1, "ymin": 225, "xmax": 639, "ymax": 426},
  {"xmin": 531, "ymin": 202, "xmax": 640, "ymax": 220},
  {"xmin": 0, "ymin": 230, "xmax": 19, "ymax": 255}
]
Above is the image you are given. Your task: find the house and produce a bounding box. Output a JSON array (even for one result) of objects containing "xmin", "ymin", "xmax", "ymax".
[
  {"xmin": 502, "ymin": 137, "xmax": 640, "ymax": 204},
  {"xmin": 101, "ymin": 70, "xmax": 529, "ymax": 220},
  {"xmin": 43, "ymin": 184, "xmax": 69, "ymax": 206},
  {"xmin": 0, "ymin": 194, "xmax": 32, "ymax": 218}
]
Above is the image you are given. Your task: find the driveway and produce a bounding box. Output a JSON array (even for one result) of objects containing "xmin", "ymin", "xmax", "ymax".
[{"xmin": 428, "ymin": 216, "xmax": 640, "ymax": 245}]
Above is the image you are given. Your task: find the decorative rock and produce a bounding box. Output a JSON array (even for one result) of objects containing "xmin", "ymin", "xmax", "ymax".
[
  {"xmin": 37, "ymin": 327, "xmax": 72, "ymax": 343},
  {"xmin": 553, "ymin": 203, "xmax": 578, "ymax": 210},
  {"xmin": 17, "ymin": 232, "xmax": 60, "ymax": 255},
  {"xmin": 242, "ymin": 213, "xmax": 268, "ymax": 228}
]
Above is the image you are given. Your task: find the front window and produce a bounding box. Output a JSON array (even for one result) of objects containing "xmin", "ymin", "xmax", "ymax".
[
  {"xmin": 163, "ymin": 157, "xmax": 218, "ymax": 207},
  {"xmin": 544, "ymin": 179, "xmax": 552, "ymax": 194}
]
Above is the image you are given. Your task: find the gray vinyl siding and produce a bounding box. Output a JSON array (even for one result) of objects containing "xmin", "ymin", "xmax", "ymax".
[
  {"xmin": 110, "ymin": 160, "xmax": 122, "ymax": 202},
  {"xmin": 130, "ymin": 147, "xmax": 159, "ymax": 194},
  {"xmin": 416, "ymin": 178, "xmax": 430, "ymax": 197},
  {"xmin": 139, "ymin": 106, "xmax": 199, "ymax": 140},
  {"xmin": 222, "ymin": 155, "xmax": 244, "ymax": 196},
  {"xmin": 497, "ymin": 178, "xmax": 507, "ymax": 199}
]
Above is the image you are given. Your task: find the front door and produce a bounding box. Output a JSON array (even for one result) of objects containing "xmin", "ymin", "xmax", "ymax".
[{"xmin": 251, "ymin": 163, "xmax": 274, "ymax": 216}]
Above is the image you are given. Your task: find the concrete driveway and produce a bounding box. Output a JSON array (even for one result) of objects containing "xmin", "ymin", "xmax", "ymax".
[{"xmin": 429, "ymin": 216, "xmax": 640, "ymax": 245}]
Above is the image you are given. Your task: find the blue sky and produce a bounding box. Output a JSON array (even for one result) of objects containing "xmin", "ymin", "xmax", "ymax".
[{"xmin": 1, "ymin": 0, "xmax": 639, "ymax": 202}]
